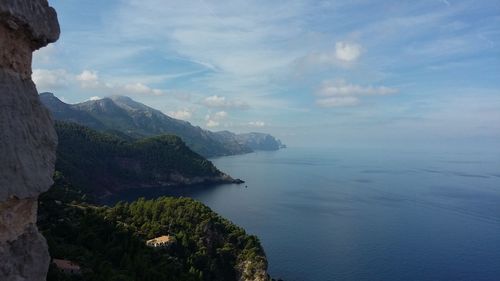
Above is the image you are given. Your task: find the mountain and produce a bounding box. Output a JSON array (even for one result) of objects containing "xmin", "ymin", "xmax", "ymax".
[
  {"xmin": 236, "ymin": 133, "xmax": 286, "ymax": 150},
  {"xmin": 216, "ymin": 131, "xmax": 286, "ymax": 151},
  {"xmin": 41, "ymin": 92, "xmax": 106, "ymax": 129},
  {"xmin": 40, "ymin": 93, "xmax": 284, "ymax": 157},
  {"xmin": 40, "ymin": 93, "xmax": 250, "ymax": 157},
  {"xmin": 55, "ymin": 121, "xmax": 241, "ymax": 197}
]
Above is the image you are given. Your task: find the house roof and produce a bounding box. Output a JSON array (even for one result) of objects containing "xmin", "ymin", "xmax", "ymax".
[{"xmin": 147, "ymin": 235, "xmax": 173, "ymax": 244}]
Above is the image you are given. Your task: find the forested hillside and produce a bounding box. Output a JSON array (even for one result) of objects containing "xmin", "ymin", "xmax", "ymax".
[
  {"xmin": 55, "ymin": 122, "xmax": 240, "ymax": 197},
  {"xmin": 39, "ymin": 174, "xmax": 271, "ymax": 281}
]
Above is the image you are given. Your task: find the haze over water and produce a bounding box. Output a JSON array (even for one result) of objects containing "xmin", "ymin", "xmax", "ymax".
[{"xmin": 107, "ymin": 146, "xmax": 500, "ymax": 281}]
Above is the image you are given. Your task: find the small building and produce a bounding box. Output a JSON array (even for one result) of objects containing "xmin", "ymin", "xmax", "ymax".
[
  {"xmin": 52, "ymin": 259, "xmax": 81, "ymax": 275},
  {"xmin": 146, "ymin": 235, "xmax": 174, "ymax": 248}
]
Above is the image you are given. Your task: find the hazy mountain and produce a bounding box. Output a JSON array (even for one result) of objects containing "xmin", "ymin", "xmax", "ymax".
[
  {"xmin": 40, "ymin": 93, "xmax": 254, "ymax": 157},
  {"xmin": 235, "ymin": 132, "xmax": 286, "ymax": 151},
  {"xmin": 215, "ymin": 131, "xmax": 286, "ymax": 151}
]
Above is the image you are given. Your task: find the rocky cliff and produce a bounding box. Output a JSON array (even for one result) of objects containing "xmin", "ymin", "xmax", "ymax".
[{"xmin": 0, "ymin": 1, "xmax": 60, "ymax": 280}]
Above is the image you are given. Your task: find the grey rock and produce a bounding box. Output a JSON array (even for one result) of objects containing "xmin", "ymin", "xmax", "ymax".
[
  {"xmin": 0, "ymin": 0, "xmax": 60, "ymax": 280},
  {"xmin": 0, "ymin": 198, "xmax": 38, "ymax": 242},
  {"xmin": 0, "ymin": 224, "xmax": 50, "ymax": 281},
  {"xmin": 237, "ymin": 259, "xmax": 270, "ymax": 281},
  {"xmin": 0, "ymin": 0, "xmax": 60, "ymax": 48},
  {"xmin": 0, "ymin": 70, "xmax": 57, "ymax": 201}
]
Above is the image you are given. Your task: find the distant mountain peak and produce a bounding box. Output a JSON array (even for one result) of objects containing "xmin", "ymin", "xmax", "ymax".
[
  {"xmin": 105, "ymin": 95, "xmax": 155, "ymax": 113},
  {"xmin": 109, "ymin": 95, "xmax": 135, "ymax": 103},
  {"xmin": 40, "ymin": 93, "xmax": 285, "ymax": 157}
]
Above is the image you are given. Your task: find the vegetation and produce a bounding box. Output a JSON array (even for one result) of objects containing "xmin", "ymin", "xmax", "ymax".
[
  {"xmin": 37, "ymin": 119, "xmax": 274, "ymax": 281},
  {"xmin": 55, "ymin": 121, "xmax": 228, "ymax": 196},
  {"xmin": 39, "ymin": 174, "xmax": 269, "ymax": 281}
]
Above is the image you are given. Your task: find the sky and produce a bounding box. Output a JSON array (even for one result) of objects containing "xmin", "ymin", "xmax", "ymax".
[{"xmin": 34, "ymin": 0, "xmax": 500, "ymax": 148}]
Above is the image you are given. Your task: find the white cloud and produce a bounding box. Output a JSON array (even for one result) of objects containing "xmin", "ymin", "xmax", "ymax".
[
  {"xmin": 318, "ymin": 80, "xmax": 398, "ymax": 97},
  {"xmin": 315, "ymin": 80, "xmax": 398, "ymax": 108},
  {"xmin": 169, "ymin": 109, "xmax": 192, "ymax": 120},
  {"xmin": 121, "ymin": 82, "xmax": 164, "ymax": 96},
  {"xmin": 316, "ymin": 96, "xmax": 360, "ymax": 108},
  {"xmin": 205, "ymin": 111, "xmax": 228, "ymax": 127},
  {"xmin": 335, "ymin": 41, "xmax": 362, "ymax": 62},
  {"xmin": 204, "ymin": 95, "xmax": 225, "ymax": 107},
  {"xmin": 214, "ymin": 111, "xmax": 228, "ymax": 119},
  {"xmin": 35, "ymin": 68, "xmax": 168, "ymax": 99},
  {"xmin": 33, "ymin": 69, "xmax": 71, "ymax": 91},
  {"xmin": 203, "ymin": 95, "xmax": 249, "ymax": 109},
  {"xmin": 294, "ymin": 41, "xmax": 364, "ymax": 72},
  {"xmin": 248, "ymin": 121, "xmax": 266, "ymax": 127},
  {"xmin": 76, "ymin": 70, "xmax": 101, "ymax": 89},
  {"xmin": 89, "ymin": 96, "xmax": 102, "ymax": 101},
  {"xmin": 206, "ymin": 120, "xmax": 220, "ymax": 128}
]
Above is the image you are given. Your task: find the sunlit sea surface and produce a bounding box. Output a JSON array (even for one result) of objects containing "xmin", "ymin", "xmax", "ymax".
[{"xmin": 106, "ymin": 147, "xmax": 500, "ymax": 281}]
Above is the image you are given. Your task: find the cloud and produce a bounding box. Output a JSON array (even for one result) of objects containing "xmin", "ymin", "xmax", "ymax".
[
  {"xmin": 315, "ymin": 80, "xmax": 398, "ymax": 107},
  {"xmin": 318, "ymin": 80, "xmax": 398, "ymax": 97},
  {"xmin": 203, "ymin": 95, "xmax": 249, "ymax": 109},
  {"xmin": 248, "ymin": 121, "xmax": 266, "ymax": 127},
  {"xmin": 214, "ymin": 111, "xmax": 228, "ymax": 119},
  {"xmin": 89, "ymin": 96, "xmax": 102, "ymax": 101},
  {"xmin": 102, "ymin": 0, "xmax": 309, "ymax": 105},
  {"xmin": 33, "ymin": 69, "xmax": 71, "ymax": 91},
  {"xmin": 168, "ymin": 109, "xmax": 192, "ymax": 120},
  {"xmin": 293, "ymin": 41, "xmax": 364, "ymax": 73},
  {"xmin": 76, "ymin": 70, "xmax": 100, "ymax": 88},
  {"xmin": 335, "ymin": 42, "xmax": 362, "ymax": 62},
  {"xmin": 35, "ymin": 67, "xmax": 167, "ymax": 98},
  {"xmin": 316, "ymin": 96, "xmax": 360, "ymax": 107},
  {"xmin": 121, "ymin": 82, "xmax": 164, "ymax": 96},
  {"xmin": 206, "ymin": 120, "xmax": 220, "ymax": 128},
  {"xmin": 205, "ymin": 111, "xmax": 228, "ymax": 127}
]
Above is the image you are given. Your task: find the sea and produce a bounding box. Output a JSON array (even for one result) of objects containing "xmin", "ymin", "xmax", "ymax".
[{"xmin": 105, "ymin": 146, "xmax": 500, "ymax": 281}]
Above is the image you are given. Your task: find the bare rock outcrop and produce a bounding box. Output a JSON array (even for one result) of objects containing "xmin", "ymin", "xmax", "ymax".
[
  {"xmin": 0, "ymin": 1, "xmax": 60, "ymax": 280},
  {"xmin": 237, "ymin": 259, "xmax": 271, "ymax": 281}
]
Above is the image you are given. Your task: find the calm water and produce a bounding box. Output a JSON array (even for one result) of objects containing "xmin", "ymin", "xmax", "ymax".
[{"xmin": 106, "ymin": 147, "xmax": 500, "ymax": 281}]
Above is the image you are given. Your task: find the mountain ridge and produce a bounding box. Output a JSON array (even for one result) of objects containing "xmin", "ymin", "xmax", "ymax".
[{"xmin": 40, "ymin": 93, "xmax": 284, "ymax": 158}]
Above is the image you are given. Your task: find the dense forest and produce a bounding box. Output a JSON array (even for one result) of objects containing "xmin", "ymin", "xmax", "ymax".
[
  {"xmin": 39, "ymin": 173, "xmax": 271, "ymax": 281},
  {"xmin": 55, "ymin": 121, "xmax": 239, "ymax": 197},
  {"xmin": 38, "ymin": 122, "xmax": 277, "ymax": 280}
]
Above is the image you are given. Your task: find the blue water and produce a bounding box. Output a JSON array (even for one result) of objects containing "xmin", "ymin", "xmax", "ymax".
[{"xmin": 107, "ymin": 147, "xmax": 500, "ymax": 281}]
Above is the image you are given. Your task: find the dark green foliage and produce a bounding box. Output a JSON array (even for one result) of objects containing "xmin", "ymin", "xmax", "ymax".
[
  {"xmin": 39, "ymin": 177, "xmax": 268, "ymax": 281},
  {"xmin": 55, "ymin": 121, "xmax": 226, "ymax": 196}
]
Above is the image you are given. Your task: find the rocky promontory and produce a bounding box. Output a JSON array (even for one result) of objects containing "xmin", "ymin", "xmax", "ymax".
[{"xmin": 0, "ymin": 1, "xmax": 60, "ymax": 280}]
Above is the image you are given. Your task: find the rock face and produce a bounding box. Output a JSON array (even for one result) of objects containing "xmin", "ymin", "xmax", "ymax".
[
  {"xmin": 237, "ymin": 260, "xmax": 270, "ymax": 281},
  {"xmin": 0, "ymin": 1, "xmax": 60, "ymax": 280}
]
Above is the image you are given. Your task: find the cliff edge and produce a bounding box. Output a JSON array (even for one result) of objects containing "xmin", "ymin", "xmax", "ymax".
[{"xmin": 0, "ymin": 1, "xmax": 60, "ymax": 280}]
